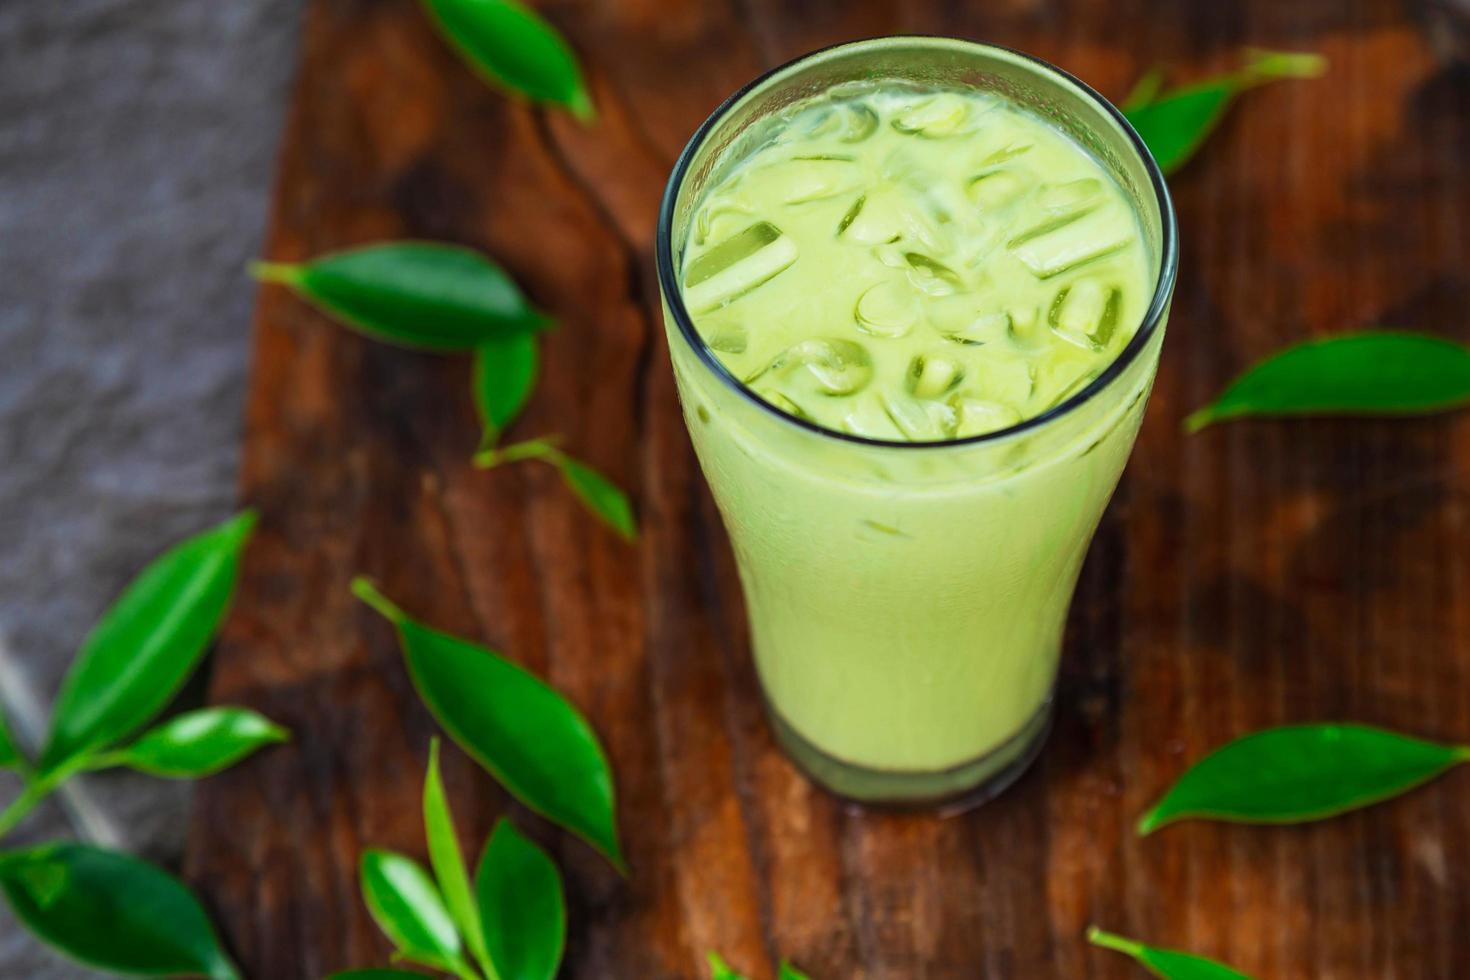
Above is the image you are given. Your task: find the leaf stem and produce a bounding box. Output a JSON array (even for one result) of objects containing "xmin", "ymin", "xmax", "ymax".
[
  {"xmin": 473, "ymin": 434, "xmax": 565, "ymax": 470},
  {"xmin": 1087, "ymin": 927, "xmax": 1146, "ymax": 958},
  {"xmin": 350, "ymin": 577, "xmax": 409, "ymax": 625},
  {"xmin": 0, "ymin": 782, "xmax": 47, "ymax": 839}
]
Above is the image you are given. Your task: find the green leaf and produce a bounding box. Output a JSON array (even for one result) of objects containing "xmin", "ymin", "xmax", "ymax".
[
  {"xmin": 252, "ymin": 243, "xmax": 548, "ymax": 351},
  {"xmin": 421, "ymin": 0, "xmax": 595, "ymax": 121},
  {"xmin": 0, "ymin": 704, "xmax": 21, "ymax": 771},
  {"xmin": 327, "ymin": 971, "xmax": 434, "ymax": 979},
  {"xmin": 1185, "ymin": 331, "xmax": 1470, "ymax": 432},
  {"xmin": 359, "ymin": 849, "xmax": 464, "ymax": 969},
  {"xmin": 557, "ymin": 455, "xmax": 638, "ymax": 542},
  {"xmin": 423, "ymin": 739, "xmax": 490, "ymax": 973},
  {"xmin": 477, "ymin": 819, "xmax": 566, "ymax": 980},
  {"xmin": 0, "ymin": 843, "xmax": 239, "ymax": 979},
  {"xmin": 1089, "ymin": 927, "xmax": 1252, "ymax": 979},
  {"xmin": 107, "ymin": 707, "xmax": 288, "ymax": 778},
  {"xmin": 39, "ymin": 511, "xmax": 256, "ymax": 775},
  {"xmin": 779, "ymin": 963, "xmax": 813, "ymax": 980},
  {"xmin": 473, "ymin": 332, "xmax": 540, "ymax": 453},
  {"xmin": 353, "ymin": 579, "xmax": 624, "ymax": 871},
  {"xmin": 1139, "ymin": 723, "xmax": 1470, "ymax": 834},
  {"xmin": 708, "ymin": 952, "xmax": 750, "ymax": 980},
  {"xmin": 1125, "ymin": 49, "xmax": 1326, "ymax": 174},
  {"xmin": 1120, "ymin": 67, "xmax": 1165, "ymax": 112}
]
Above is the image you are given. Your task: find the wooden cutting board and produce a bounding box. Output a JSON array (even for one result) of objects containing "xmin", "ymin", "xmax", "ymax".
[{"xmin": 184, "ymin": 0, "xmax": 1470, "ymax": 976}]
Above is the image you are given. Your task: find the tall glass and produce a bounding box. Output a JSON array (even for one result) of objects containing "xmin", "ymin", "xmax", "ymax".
[{"xmin": 657, "ymin": 37, "xmax": 1178, "ymax": 806}]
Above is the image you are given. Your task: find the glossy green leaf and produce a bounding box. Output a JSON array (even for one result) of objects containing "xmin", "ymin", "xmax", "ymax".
[
  {"xmin": 107, "ymin": 707, "xmax": 288, "ymax": 778},
  {"xmin": 359, "ymin": 849, "xmax": 463, "ymax": 970},
  {"xmin": 477, "ymin": 819, "xmax": 566, "ymax": 980},
  {"xmin": 476, "ymin": 437, "xmax": 639, "ymax": 541},
  {"xmin": 708, "ymin": 952, "xmax": 750, "ymax": 980},
  {"xmin": 39, "ymin": 511, "xmax": 256, "ymax": 775},
  {"xmin": 1125, "ymin": 49, "xmax": 1326, "ymax": 174},
  {"xmin": 421, "ymin": 0, "xmax": 595, "ymax": 121},
  {"xmin": 423, "ymin": 738, "xmax": 490, "ymax": 973},
  {"xmin": 557, "ymin": 456, "xmax": 638, "ymax": 542},
  {"xmin": 779, "ymin": 962, "xmax": 813, "ymax": 980},
  {"xmin": 1139, "ymin": 723, "xmax": 1470, "ymax": 834},
  {"xmin": 252, "ymin": 243, "xmax": 548, "ymax": 351},
  {"xmin": 0, "ymin": 843, "xmax": 239, "ymax": 979},
  {"xmin": 1185, "ymin": 331, "xmax": 1470, "ymax": 432},
  {"xmin": 0, "ymin": 704, "xmax": 20, "ymax": 771},
  {"xmin": 473, "ymin": 332, "xmax": 540, "ymax": 453},
  {"xmin": 1090, "ymin": 927, "xmax": 1252, "ymax": 979},
  {"xmin": 353, "ymin": 580, "xmax": 624, "ymax": 870},
  {"xmin": 327, "ymin": 971, "xmax": 434, "ymax": 979}
]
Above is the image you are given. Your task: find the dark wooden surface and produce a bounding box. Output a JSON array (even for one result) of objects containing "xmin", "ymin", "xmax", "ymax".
[{"xmin": 184, "ymin": 1, "xmax": 1470, "ymax": 977}]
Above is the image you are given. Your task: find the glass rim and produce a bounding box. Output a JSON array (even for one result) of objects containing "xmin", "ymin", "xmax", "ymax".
[{"xmin": 655, "ymin": 35, "xmax": 1180, "ymax": 451}]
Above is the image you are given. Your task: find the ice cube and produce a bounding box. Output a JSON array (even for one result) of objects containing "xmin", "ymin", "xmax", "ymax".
[
  {"xmin": 1006, "ymin": 305, "xmax": 1045, "ymax": 348},
  {"xmin": 805, "ymin": 100, "xmax": 880, "ymax": 143},
  {"xmin": 903, "ymin": 252, "xmax": 962, "ymax": 296},
  {"xmin": 840, "ymin": 392, "xmax": 907, "ymax": 440},
  {"xmin": 892, "ymin": 93, "xmax": 973, "ymax": 138},
  {"xmin": 971, "ymin": 354, "xmax": 1036, "ymax": 405},
  {"xmin": 854, "ymin": 280, "xmax": 920, "ymax": 338},
  {"xmin": 683, "ymin": 222, "xmax": 799, "ymax": 313},
  {"xmin": 968, "ymin": 170, "xmax": 1029, "ymax": 210},
  {"xmin": 934, "ymin": 307, "xmax": 1009, "ymax": 346},
  {"xmin": 694, "ymin": 201, "xmax": 754, "ymax": 247},
  {"xmin": 743, "ymin": 158, "xmax": 863, "ymax": 205},
  {"xmin": 704, "ymin": 319, "xmax": 748, "ymax": 354},
  {"xmin": 843, "ymin": 187, "xmax": 945, "ymax": 251},
  {"xmin": 907, "ymin": 352, "xmax": 965, "ymax": 398},
  {"xmin": 881, "ymin": 392, "xmax": 958, "ymax": 441},
  {"xmin": 1036, "ymin": 178, "xmax": 1103, "ymax": 213},
  {"xmin": 1048, "ymin": 279, "xmax": 1121, "ymax": 351},
  {"xmin": 1009, "ymin": 206, "xmax": 1134, "ymax": 279},
  {"xmin": 771, "ymin": 338, "xmax": 874, "ymax": 396},
  {"xmin": 754, "ymin": 385, "xmax": 812, "ymax": 421},
  {"xmin": 948, "ymin": 394, "xmax": 1022, "ymax": 437}
]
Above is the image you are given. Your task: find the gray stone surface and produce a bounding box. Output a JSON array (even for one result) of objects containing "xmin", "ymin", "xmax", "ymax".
[{"xmin": 0, "ymin": 0, "xmax": 298, "ymax": 974}]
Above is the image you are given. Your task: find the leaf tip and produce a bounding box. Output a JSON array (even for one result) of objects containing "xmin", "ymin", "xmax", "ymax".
[
  {"xmin": 248, "ymin": 260, "xmax": 303, "ymax": 286},
  {"xmin": 1135, "ymin": 807, "xmax": 1166, "ymax": 836},
  {"xmin": 566, "ymin": 88, "xmax": 597, "ymax": 124},
  {"xmin": 1182, "ymin": 406, "xmax": 1216, "ymax": 434}
]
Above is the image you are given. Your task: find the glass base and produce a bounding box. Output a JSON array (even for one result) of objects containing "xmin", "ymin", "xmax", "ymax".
[{"xmin": 767, "ymin": 695, "xmax": 1054, "ymax": 810}]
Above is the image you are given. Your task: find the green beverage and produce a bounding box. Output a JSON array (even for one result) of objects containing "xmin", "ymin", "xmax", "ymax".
[{"xmin": 658, "ymin": 38, "xmax": 1177, "ymax": 804}]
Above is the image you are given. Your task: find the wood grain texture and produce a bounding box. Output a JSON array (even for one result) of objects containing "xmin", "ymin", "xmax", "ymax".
[{"xmin": 184, "ymin": 0, "xmax": 1470, "ymax": 976}]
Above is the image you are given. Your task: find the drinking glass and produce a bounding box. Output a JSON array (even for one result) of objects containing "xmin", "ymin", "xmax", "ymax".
[{"xmin": 656, "ymin": 36, "xmax": 1178, "ymax": 806}]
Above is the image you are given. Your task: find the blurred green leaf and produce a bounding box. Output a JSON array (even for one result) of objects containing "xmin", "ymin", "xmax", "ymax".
[
  {"xmin": 252, "ymin": 243, "xmax": 548, "ymax": 351},
  {"xmin": 360, "ymin": 849, "xmax": 465, "ymax": 972},
  {"xmin": 477, "ymin": 819, "xmax": 566, "ymax": 980},
  {"xmin": 1139, "ymin": 723, "xmax": 1469, "ymax": 834},
  {"xmin": 1089, "ymin": 927, "xmax": 1252, "ymax": 979},
  {"xmin": 1186, "ymin": 331, "xmax": 1470, "ymax": 432},
  {"xmin": 1124, "ymin": 49, "xmax": 1326, "ymax": 174},
  {"xmin": 39, "ymin": 511, "xmax": 256, "ymax": 774},
  {"xmin": 779, "ymin": 962, "xmax": 813, "ymax": 980},
  {"xmin": 108, "ymin": 707, "xmax": 288, "ymax": 778},
  {"xmin": 423, "ymin": 739, "xmax": 491, "ymax": 974},
  {"xmin": 0, "ymin": 705, "xmax": 20, "ymax": 771},
  {"xmin": 353, "ymin": 580, "xmax": 624, "ymax": 871},
  {"xmin": 708, "ymin": 952, "xmax": 750, "ymax": 980},
  {"xmin": 473, "ymin": 332, "xmax": 540, "ymax": 452},
  {"xmin": 0, "ymin": 843, "xmax": 239, "ymax": 979},
  {"xmin": 421, "ymin": 0, "xmax": 595, "ymax": 120}
]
